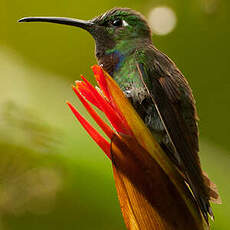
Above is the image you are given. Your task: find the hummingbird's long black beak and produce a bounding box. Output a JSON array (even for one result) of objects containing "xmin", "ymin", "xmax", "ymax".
[{"xmin": 18, "ymin": 17, "xmax": 94, "ymax": 30}]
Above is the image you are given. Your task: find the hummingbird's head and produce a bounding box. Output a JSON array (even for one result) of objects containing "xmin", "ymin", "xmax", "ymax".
[
  {"xmin": 18, "ymin": 8, "xmax": 151, "ymax": 58},
  {"xmin": 91, "ymin": 8, "xmax": 151, "ymax": 43},
  {"xmin": 90, "ymin": 8, "xmax": 152, "ymax": 58}
]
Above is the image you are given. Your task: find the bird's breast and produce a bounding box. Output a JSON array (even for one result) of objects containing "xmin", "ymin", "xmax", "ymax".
[
  {"xmin": 113, "ymin": 56, "xmax": 147, "ymax": 101},
  {"xmin": 109, "ymin": 57, "xmax": 166, "ymax": 144}
]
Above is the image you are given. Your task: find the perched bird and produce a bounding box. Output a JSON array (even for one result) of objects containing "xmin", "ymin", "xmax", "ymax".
[{"xmin": 19, "ymin": 8, "xmax": 219, "ymax": 223}]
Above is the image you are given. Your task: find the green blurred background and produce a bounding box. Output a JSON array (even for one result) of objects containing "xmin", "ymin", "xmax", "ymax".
[{"xmin": 0, "ymin": 0, "xmax": 229, "ymax": 229}]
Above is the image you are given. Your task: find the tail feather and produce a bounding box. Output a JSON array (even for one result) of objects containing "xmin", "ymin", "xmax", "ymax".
[
  {"xmin": 193, "ymin": 171, "xmax": 221, "ymax": 225},
  {"xmin": 187, "ymin": 178, "xmax": 211, "ymax": 225},
  {"xmin": 203, "ymin": 171, "xmax": 222, "ymax": 204}
]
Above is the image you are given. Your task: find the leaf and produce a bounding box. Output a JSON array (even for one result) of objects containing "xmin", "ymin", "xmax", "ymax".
[{"xmin": 111, "ymin": 134, "xmax": 206, "ymax": 230}]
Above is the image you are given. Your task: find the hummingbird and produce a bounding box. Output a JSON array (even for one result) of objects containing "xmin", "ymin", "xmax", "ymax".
[{"xmin": 19, "ymin": 8, "xmax": 217, "ymax": 223}]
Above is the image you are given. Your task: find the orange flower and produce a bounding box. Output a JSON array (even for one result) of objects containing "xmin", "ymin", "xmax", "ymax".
[{"xmin": 67, "ymin": 65, "xmax": 207, "ymax": 230}]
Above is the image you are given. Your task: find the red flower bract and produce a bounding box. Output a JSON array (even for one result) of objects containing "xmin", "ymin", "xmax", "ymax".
[{"xmin": 67, "ymin": 65, "xmax": 133, "ymax": 159}]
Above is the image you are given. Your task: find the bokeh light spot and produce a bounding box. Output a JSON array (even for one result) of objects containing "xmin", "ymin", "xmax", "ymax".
[{"xmin": 148, "ymin": 6, "xmax": 177, "ymax": 36}]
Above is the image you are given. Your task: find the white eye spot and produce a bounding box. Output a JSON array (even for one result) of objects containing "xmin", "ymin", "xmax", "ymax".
[
  {"xmin": 148, "ymin": 6, "xmax": 177, "ymax": 35},
  {"xmin": 122, "ymin": 20, "xmax": 129, "ymax": 27}
]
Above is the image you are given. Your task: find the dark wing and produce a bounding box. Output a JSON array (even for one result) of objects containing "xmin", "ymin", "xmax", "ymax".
[{"xmin": 135, "ymin": 46, "xmax": 212, "ymax": 222}]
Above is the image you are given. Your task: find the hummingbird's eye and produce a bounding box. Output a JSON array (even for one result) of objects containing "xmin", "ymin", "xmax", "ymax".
[{"xmin": 111, "ymin": 19, "xmax": 122, "ymax": 27}]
